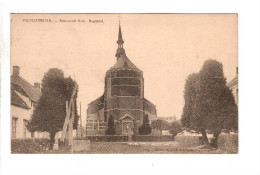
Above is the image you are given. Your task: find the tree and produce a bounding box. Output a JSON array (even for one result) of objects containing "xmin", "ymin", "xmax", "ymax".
[
  {"xmin": 106, "ymin": 115, "xmax": 116, "ymax": 135},
  {"xmin": 27, "ymin": 68, "xmax": 78, "ymax": 150},
  {"xmin": 181, "ymin": 59, "xmax": 238, "ymax": 148},
  {"xmin": 139, "ymin": 114, "xmax": 152, "ymax": 135},
  {"xmin": 151, "ymin": 119, "xmax": 170, "ymax": 135},
  {"xmin": 181, "ymin": 73, "xmax": 200, "ymax": 131},
  {"xmin": 169, "ymin": 121, "xmax": 183, "ymax": 137}
]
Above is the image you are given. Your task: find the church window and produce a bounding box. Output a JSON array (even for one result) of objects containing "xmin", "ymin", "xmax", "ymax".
[{"xmin": 94, "ymin": 123, "xmax": 98, "ymax": 130}]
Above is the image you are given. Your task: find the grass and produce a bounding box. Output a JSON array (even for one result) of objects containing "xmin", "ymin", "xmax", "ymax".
[{"xmin": 42, "ymin": 141, "xmax": 225, "ymax": 154}]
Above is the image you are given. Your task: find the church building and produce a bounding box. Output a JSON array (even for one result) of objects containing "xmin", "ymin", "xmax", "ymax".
[{"xmin": 86, "ymin": 25, "xmax": 157, "ymax": 135}]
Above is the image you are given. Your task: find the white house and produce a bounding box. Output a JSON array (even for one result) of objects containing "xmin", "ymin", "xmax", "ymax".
[{"xmin": 11, "ymin": 66, "xmax": 49, "ymax": 139}]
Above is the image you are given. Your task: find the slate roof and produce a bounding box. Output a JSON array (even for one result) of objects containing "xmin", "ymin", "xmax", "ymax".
[
  {"xmin": 88, "ymin": 95, "xmax": 104, "ymax": 106},
  {"xmin": 11, "ymin": 89, "xmax": 30, "ymax": 109},
  {"xmin": 88, "ymin": 95, "xmax": 104, "ymax": 114},
  {"xmin": 144, "ymin": 98, "xmax": 156, "ymax": 107},
  {"xmin": 11, "ymin": 83, "xmax": 28, "ymax": 98},
  {"xmin": 11, "ymin": 75, "xmax": 41, "ymax": 102},
  {"xmin": 110, "ymin": 54, "xmax": 141, "ymax": 71}
]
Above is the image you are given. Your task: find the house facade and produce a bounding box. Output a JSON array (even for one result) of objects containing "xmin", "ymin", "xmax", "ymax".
[
  {"xmin": 86, "ymin": 25, "xmax": 157, "ymax": 135},
  {"xmin": 11, "ymin": 66, "xmax": 49, "ymax": 139}
]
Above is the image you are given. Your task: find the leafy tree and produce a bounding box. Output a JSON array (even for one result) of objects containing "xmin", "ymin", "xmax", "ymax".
[
  {"xmin": 106, "ymin": 115, "xmax": 116, "ymax": 135},
  {"xmin": 181, "ymin": 60, "xmax": 238, "ymax": 148},
  {"xmin": 151, "ymin": 119, "xmax": 170, "ymax": 135},
  {"xmin": 169, "ymin": 121, "xmax": 183, "ymax": 137},
  {"xmin": 138, "ymin": 114, "xmax": 152, "ymax": 135},
  {"xmin": 27, "ymin": 68, "xmax": 78, "ymax": 150}
]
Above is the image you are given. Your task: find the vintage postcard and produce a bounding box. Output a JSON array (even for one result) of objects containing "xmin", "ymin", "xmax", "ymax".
[{"xmin": 10, "ymin": 13, "xmax": 238, "ymax": 154}]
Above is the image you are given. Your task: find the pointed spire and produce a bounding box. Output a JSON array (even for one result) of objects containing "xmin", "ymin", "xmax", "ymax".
[
  {"xmin": 117, "ymin": 25, "xmax": 124, "ymax": 44},
  {"xmin": 115, "ymin": 24, "xmax": 125, "ymax": 60}
]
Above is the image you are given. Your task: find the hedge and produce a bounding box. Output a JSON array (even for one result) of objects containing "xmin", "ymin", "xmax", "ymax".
[
  {"xmin": 217, "ymin": 133, "xmax": 238, "ymax": 153},
  {"xmin": 132, "ymin": 135, "xmax": 174, "ymax": 142},
  {"xmin": 77, "ymin": 135, "xmax": 129, "ymax": 142},
  {"xmin": 11, "ymin": 138, "xmax": 50, "ymax": 153},
  {"xmin": 175, "ymin": 135, "xmax": 204, "ymax": 147}
]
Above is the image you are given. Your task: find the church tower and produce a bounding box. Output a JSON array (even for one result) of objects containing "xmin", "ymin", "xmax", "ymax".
[
  {"xmin": 104, "ymin": 25, "xmax": 145, "ymax": 135},
  {"xmin": 115, "ymin": 25, "xmax": 125, "ymax": 60},
  {"xmin": 86, "ymin": 24, "xmax": 157, "ymax": 136}
]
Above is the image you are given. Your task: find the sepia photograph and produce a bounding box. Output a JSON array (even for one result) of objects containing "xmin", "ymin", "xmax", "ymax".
[{"xmin": 10, "ymin": 13, "xmax": 238, "ymax": 154}]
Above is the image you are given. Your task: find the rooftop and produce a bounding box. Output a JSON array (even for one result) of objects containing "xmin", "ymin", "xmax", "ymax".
[
  {"xmin": 11, "ymin": 66, "xmax": 41, "ymax": 102},
  {"xmin": 110, "ymin": 54, "xmax": 141, "ymax": 71},
  {"xmin": 11, "ymin": 88, "xmax": 30, "ymax": 109}
]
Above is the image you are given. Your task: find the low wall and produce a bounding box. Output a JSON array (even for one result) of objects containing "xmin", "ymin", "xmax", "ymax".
[
  {"xmin": 79, "ymin": 135, "xmax": 176, "ymax": 142},
  {"xmin": 217, "ymin": 133, "xmax": 238, "ymax": 153},
  {"xmin": 79, "ymin": 135, "xmax": 129, "ymax": 142},
  {"xmin": 132, "ymin": 135, "xmax": 174, "ymax": 142},
  {"xmin": 175, "ymin": 135, "xmax": 204, "ymax": 147},
  {"xmin": 86, "ymin": 130, "xmax": 106, "ymax": 135}
]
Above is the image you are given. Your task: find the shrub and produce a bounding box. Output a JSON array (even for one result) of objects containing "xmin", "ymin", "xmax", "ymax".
[
  {"xmin": 11, "ymin": 138, "xmax": 50, "ymax": 153},
  {"xmin": 169, "ymin": 121, "xmax": 183, "ymax": 136},
  {"xmin": 58, "ymin": 138, "xmax": 70, "ymax": 150},
  {"xmin": 151, "ymin": 119, "xmax": 170, "ymax": 132},
  {"xmin": 139, "ymin": 114, "xmax": 152, "ymax": 135},
  {"xmin": 217, "ymin": 133, "xmax": 238, "ymax": 153},
  {"xmin": 106, "ymin": 115, "xmax": 116, "ymax": 135},
  {"xmin": 132, "ymin": 135, "xmax": 174, "ymax": 142},
  {"xmin": 79, "ymin": 135, "xmax": 129, "ymax": 142}
]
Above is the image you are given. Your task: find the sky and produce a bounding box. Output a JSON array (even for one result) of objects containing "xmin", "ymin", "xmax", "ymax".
[{"xmin": 11, "ymin": 14, "xmax": 238, "ymax": 125}]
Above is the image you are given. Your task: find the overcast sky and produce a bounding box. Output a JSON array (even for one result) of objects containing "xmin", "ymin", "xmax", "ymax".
[{"xmin": 11, "ymin": 14, "xmax": 237, "ymax": 125}]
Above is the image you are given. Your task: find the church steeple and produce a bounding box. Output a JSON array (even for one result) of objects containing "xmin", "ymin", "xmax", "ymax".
[{"xmin": 115, "ymin": 24, "xmax": 126, "ymax": 60}]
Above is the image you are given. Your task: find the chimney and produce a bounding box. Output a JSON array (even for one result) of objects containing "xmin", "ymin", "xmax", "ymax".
[
  {"xmin": 13, "ymin": 66, "xmax": 20, "ymax": 76},
  {"xmin": 34, "ymin": 83, "xmax": 41, "ymax": 91}
]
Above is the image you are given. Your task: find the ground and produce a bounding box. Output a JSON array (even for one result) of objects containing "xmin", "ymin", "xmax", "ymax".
[{"xmin": 42, "ymin": 141, "xmax": 227, "ymax": 154}]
